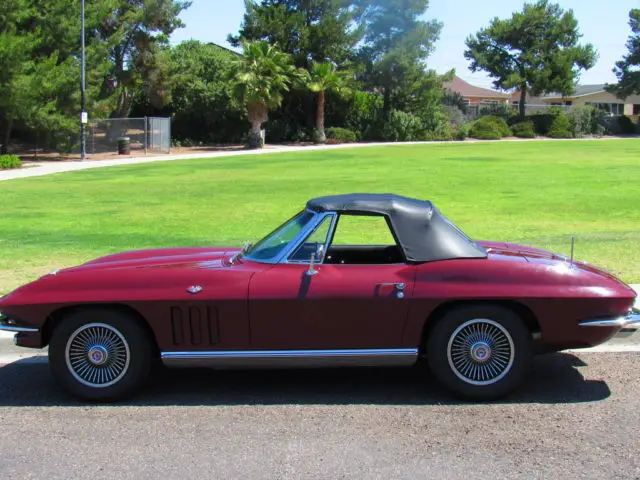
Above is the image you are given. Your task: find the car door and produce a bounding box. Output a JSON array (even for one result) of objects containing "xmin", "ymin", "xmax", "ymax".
[{"xmin": 247, "ymin": 213, "xmax": 415, "ymax": 350}]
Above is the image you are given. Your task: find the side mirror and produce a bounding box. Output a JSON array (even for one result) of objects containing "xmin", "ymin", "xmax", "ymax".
[{"xmin": 306, "ymin": 243, "xmax": 325, "ymax": 276}]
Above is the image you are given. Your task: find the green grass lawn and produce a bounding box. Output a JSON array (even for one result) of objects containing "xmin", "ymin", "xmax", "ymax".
[{"xmin": 1, "ymin": 139, "xmax": 639, "ymax": 293}]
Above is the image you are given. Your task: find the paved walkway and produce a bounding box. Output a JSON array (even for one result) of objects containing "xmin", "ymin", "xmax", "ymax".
[{"xmin": 0, "ymin": 136, "xmax": 631, "ymax": 182}]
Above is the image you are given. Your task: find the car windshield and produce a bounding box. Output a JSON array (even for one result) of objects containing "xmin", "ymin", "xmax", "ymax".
[{"xmin": 243, "ymin": 210, "xmax": 315, "ymax": 262}]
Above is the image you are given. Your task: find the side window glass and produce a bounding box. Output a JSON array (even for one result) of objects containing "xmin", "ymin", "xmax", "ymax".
[
  {"xmin": 289, "ymin": 215, "xmax": 333, "ymax": 262},
  {"xmin": 331, "ymin": 215, "xmax": 397, "ymax": 246}
]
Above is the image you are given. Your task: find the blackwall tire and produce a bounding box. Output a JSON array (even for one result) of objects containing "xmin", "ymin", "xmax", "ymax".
[
  {"xmin": 427, "ymin": 305, "xmax": 533, "ymax": 401},
  {"xmin": 48, "ymin": 309, "xmax": 152, "ymax": 402}
]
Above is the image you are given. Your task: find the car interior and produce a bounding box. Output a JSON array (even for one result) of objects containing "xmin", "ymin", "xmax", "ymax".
[
  {"xmin": 289, "ymin": 214, "xmax": 405, "ymax": 265},
  {"xmin": 324, "ymin": 244, "xmax": 404, "ymax": 264}
]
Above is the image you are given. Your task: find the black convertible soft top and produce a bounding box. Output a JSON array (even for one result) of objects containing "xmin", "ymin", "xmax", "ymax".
[{"xmin": 307, "ymin": 193, "xmax": 487, "ymax": 263}]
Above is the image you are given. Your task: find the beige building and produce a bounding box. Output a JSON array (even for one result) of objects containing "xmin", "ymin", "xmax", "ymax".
[{"xmin": 510, "ymin": 85, "xmax": 640, "ymax": 116}]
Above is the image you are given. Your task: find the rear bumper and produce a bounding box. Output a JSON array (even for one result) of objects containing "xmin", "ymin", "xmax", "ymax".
[{"xmin": 578, "ymin": 309, "xmax": 640, "ymax": 339}]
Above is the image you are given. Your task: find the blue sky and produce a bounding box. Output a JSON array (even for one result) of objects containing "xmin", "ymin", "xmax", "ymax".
[{"xmin": 171, "ymin": 0, "xmax": 638, "ymax": 89}]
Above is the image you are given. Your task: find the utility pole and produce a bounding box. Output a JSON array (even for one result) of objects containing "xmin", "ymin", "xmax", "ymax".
[{"xmin": 80, "ymin": 0, "xmax": 87, "ymax": 160}]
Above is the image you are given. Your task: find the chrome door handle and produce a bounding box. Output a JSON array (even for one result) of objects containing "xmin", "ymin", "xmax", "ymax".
[
  {"xmin": 377, "ymin": 282, "xmax": 405, "ymax": 290},
  {"xmin": 377, "ymin": 282, "xmax": 406, "ymax": 298}
]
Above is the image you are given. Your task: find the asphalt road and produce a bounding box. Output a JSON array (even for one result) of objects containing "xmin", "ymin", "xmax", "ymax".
[{"xmin": 1, "ymin": 338, "xmax": 639, "ymax": 480}]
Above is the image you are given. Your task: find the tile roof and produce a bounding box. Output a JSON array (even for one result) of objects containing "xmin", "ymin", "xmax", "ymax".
[
  {"xmin": 444, "ymin": 76, "xmax": 511, "ymax": 99},
  {"xmin": 539, "ymin": 84, "xmax": 605, "ymax": 99}
]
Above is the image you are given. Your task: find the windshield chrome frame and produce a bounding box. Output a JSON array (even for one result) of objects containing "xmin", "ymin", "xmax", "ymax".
[
  {"xmin": 284, "ymin": 211, "xmax": 338, "ymax": 265},
  {"xmin": 244, "ymin": 209, "xmax": 336, "ymax": 265}
]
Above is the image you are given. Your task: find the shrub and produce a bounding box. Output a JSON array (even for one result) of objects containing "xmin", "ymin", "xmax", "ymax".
[
  {"xmin": 442, "ymin": 105, "xmax": 467, "ymax": 128},
  {"xmin": 511, "ymin": 121, "xmax": 536, "ymax": 138},
  {"xmin": 567, "ymin": 105, "xmax": 598, "ymax": 138},
  {"xmin": 345, "ymin": 91, "xmax": 383, "ymax": 136},
  {"xmin": 420, "ymin": 122, "xmax": 455, "ymax": 141},
  {"xmin": 326, "ymin": 127, "xmax": 357, "ymax": 143},
  {"xmin": 266, "ymin": 119, "xmax": 310, "ymax": 143},
  {"xmin": 361, "ymin": 121, "xmax": 385, "ymax": 141},
  {"xmin": 479, "ymin": 104, "xmax": 519, "ymax": 124},
  {"xmin": 382, "ymin": 110, "xmax": 424, "ymax": 141},
  {"xmin": 481, "ymin": 115, "xmax": 511, "ymax": 137},
  {"xmin": 456, "ymin": 123, "xmax": 471, "ymax": 140},
  {"xmin": 469, "ymin": 120, "xmax": 503, "ymax": 140},
  {"xmin": 617, "ymin": 115, "xmax": 637, "ymax": 134},
  {"xmin": 469, "ymin": 116, "xmax": 510, "ymax": 140},
  {"xmin": 0, "ymin": 154, "xmax": 22, "ymax": 170},
  {"xmin": 525, "ymin": 114, "xmax": 555, "ymax": 135},
  {"xmin": 548, "ymin": 115, "xmax": 573, "ymax": 138}
]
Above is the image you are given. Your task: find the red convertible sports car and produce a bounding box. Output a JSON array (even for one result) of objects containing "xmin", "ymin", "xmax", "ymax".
[{"xmin": 1, "ymin": 193, "xmax": 638, "ymax": 402}]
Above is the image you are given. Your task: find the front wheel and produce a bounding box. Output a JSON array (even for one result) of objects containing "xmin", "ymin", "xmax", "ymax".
[
  {"xmin": 427, "ymin": 305, "xmax": 533, "ymax": 401},
  {"xmin": 49, "ymin": 309, "xmax": 152, "ymax": 402}
]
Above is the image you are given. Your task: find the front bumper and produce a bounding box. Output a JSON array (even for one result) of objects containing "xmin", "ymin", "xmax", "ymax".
[
  {"xmin": 0, "ymin": 322, "xmax": 39, "ymax": 334},
  {"xmin": 0, "ymin": 317, "xmax": 42, "ymax": 348},
  {"xmin": 578, "ymin": 308, "xmax": 640, "ymax": 339}
]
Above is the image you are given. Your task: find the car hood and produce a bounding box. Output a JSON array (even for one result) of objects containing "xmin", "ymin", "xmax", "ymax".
[
  {"xmin": 0, "ymin": 246, "xmax": 253, "ymax": 309},
  {"xmin": 64, "ymin": 247, "xmax": 241, "ymax": 273}
]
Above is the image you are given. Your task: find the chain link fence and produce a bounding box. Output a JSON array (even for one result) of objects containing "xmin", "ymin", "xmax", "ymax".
[{"xmin": 88, "ymin": 117, "xmax": 171, "ymax": 155}]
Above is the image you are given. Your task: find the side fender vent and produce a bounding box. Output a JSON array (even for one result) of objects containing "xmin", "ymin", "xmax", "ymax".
[{"xmin": 170, "ymin": 306, "xmax": 219, "ymax": 346}]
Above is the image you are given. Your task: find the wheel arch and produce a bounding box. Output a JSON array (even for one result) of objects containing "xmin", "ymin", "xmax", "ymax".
[
  {"xmin": 42, "ymin": 303, "xmax": 160, "ymax": 358},
  {"xmin": 419, "ymin": 299, "xmax": 541, "ymax": 354}
]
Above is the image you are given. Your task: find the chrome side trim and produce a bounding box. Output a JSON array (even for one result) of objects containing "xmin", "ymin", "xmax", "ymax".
[
  {"xmin": 579, "ymin": 310, "xmax": 640, "ymax": 338},
  {"xmin": 0, "ymin": 323, "xmax": 39, "ymax": 333},
  {"xmin": 162, "ymin": 348, "xmax": 417, "ymax": 358},
  {"xmin": 578, "ymin": 312, "xmax": 640, "ymax": 328},
  {"xmin": 161, "ymin": 348, "xmax": 418, "ymax": 369},
  {"xmin": 578, "ymin": 317, "xmax": 628, "ymax": 327}
]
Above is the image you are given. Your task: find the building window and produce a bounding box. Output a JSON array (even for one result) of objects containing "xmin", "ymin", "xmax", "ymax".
[
  {"xmin": 634, "ymin": 104, "xmax": 640, "ymax": 115},
  {"xmin": 585, "ymin": 102, "xmax": 624, "ymax": 115}
]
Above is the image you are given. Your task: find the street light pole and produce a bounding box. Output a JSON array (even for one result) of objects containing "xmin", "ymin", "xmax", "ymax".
[{"xmin": 80, "ymin": 0, "xmax": 87, "ymax": 160}]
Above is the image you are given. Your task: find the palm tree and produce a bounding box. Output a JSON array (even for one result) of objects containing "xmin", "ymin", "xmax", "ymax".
[
  {"xmin": 302, "ymin": 62, "xmax": 352, "ymax": 144},
  {"xmin": 229, "ymin": 41, "xmax": 295, "ymax": 148}
]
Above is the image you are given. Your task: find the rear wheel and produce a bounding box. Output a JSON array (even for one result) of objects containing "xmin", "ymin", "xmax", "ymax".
[
  {"xmin": 49, "ymin": 309, "xmax": 152, "ymax": 402},
  {"xmin": 427, "ymin": 305, "xmax": 532, "ymax": 401}
]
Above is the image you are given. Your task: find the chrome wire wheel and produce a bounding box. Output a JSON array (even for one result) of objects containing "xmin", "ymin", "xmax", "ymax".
[
  {"xmin": 65, "ymin": 323, "xmax": 131, "ymax": 388},
  {"xmin": 447, "ymin": 318, "xmax": 515, "ymax": 386}
]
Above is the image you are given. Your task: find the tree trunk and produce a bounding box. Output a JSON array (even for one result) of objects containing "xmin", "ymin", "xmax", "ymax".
[
  {"xmin": 247, "ymin": 103, "xmax": 268, "ymax": 149},
  {"xmin": 314, "ymin": 90, "xmax": 326, "ymax": 144},
  {"xmin": 247, "ymin": 120, "xmax": 264, "ymax": 149},
  {"xmin": 2, "ymin": 118, "xmax": 13, "ymax": 154},
  {"xmin": 519, "ymin": 85, "xmax": 527, "ymax": 121}
]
